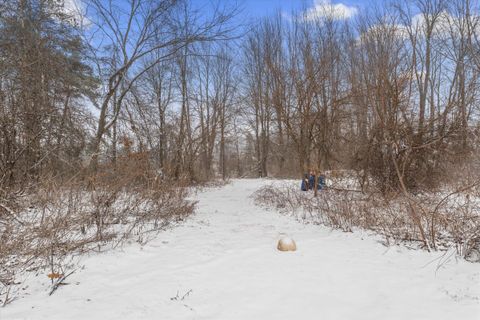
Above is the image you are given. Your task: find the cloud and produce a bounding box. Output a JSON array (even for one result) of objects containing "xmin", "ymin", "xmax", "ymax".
[
  {"xmin": 302, "ymin": 0, "xmax": 358, "ymax": 21},
  {"xmin": 410, "ymin": 11, "xmax": 451, "ymax": 36},
  {"xmin": 407, "ymin": 11, "xmax": 480, "ymax": 39},
  {"xmin": 358, "ymin": 10, "xmax": 480, "ymax": 51},
  {"xmin": 62, "ymin": 0, "xmax": 90, "ymax": 28}
]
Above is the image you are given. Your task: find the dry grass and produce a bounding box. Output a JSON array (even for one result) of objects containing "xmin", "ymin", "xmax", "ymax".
[
  {"xmin": 254, "ymin": 178, "xmax": 480, "ymax": 262},
  {"xmin": 0, "ymin": 156, "xmax": 195, "ymax": 306}
]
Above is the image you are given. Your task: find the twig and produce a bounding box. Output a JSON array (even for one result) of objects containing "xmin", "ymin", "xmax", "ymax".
[
  {"xmin": 49, "ymin": 270, "xmax": 75, "ymax": 296},
  {"xmin": 170, "ymin": 289, "xmax": 193, "ymax": 301},
  {"xmin": 0, "ymin": 203, "xmax": 24, "ymax": 226}
]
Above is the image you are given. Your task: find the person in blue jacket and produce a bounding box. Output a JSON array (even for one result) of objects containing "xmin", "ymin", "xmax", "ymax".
[
  {"xmin": 308, "ymin": 169, "xmax": 327, "ymax": 191},
  {"xmin": 308, "ymin": 170, "xmax": 316, "ymax": 190},
  {"xmin": 317, "ymin": 172, "xmax": 326, "ymax": 190},
  {"xmin": 301, "ymin": 173, "xmax": 309, "ymax": 191}
]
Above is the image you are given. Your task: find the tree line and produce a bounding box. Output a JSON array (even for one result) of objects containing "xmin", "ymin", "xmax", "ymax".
[
  {"xmin": 242, "ymin": 0, "xmax": 480, "ymax": 192},
  {"xmin": 0, "ymin": 0, "xmax": 479, "ymax": 193}
]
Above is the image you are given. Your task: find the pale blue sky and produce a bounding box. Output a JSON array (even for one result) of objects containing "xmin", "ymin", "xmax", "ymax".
[
  {"xmin": 228, "ymin": 0, "xmax": 368, "ymax": 20},
  {"xmin": 193, "ymin": 0, "xmax": 369, "ymax": 23}
]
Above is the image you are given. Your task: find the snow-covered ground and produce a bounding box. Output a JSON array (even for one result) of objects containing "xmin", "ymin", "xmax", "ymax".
[{"xmin": 1, "ymin": 179, "xmax": 479, "ymax": 320}]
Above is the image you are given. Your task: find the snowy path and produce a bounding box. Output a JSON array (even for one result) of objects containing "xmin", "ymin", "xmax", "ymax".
[{"xmin": 2, "ymin": 179, "xmax": 479, "ymax": 320}]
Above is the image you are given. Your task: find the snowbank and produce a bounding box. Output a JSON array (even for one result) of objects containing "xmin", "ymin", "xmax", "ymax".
[{"xmin": 1, "ymin": 179, "xmax": 478, "ymax": 320}]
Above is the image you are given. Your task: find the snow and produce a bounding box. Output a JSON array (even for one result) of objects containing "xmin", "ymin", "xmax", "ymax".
[{"xmin": 1, "ymin": 179, "xmax": 479, "ymax": 320}]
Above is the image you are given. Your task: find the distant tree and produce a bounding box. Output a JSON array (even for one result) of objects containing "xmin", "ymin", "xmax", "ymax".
[{"xmin": 0, "ymin": 0, "xmax": 95, "ymax": 188}]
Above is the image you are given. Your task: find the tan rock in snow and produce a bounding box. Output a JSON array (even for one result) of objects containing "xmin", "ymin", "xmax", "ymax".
[{"xmin": 277, "ymin": 237, "xmax": 296, "ymax": 251}]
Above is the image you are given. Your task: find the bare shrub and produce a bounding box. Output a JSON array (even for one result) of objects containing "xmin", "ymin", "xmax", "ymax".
[
  {"xmin": 254, "ymin": 180, "xmax": 480, "ymax": 261},
  {"xmin": 0, "ymin": 155, "xmax": 195, "ymax": 306}
]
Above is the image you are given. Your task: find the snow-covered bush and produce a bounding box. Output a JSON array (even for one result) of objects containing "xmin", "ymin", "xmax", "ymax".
[
  {"xmin": 0, "ymin": 159, "xmax": 195, "ymax": 306},
  {"xmin": 254, "ymin": 181, "xmax": 480, "ymax": 262}
]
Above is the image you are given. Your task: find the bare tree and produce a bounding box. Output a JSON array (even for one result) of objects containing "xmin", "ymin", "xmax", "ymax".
[{"xmin": 86, "ymin": 0, "xmax": 237, "ymax": 171}]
